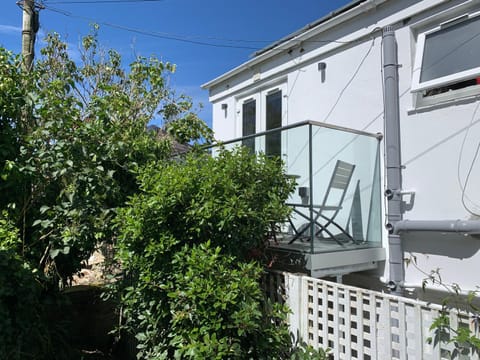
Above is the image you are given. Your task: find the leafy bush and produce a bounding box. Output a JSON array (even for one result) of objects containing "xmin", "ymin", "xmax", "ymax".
[
  {"xmin": 0, "ymin": 28, "xmax": 212, "ymax": 358},
  {"xmin": 113, "ymin": 147, "xmax": 300, "ymax": 359},
  {"xmin": 407, "ymin": 255, "xmax": 480, "ymax": 358},
  {"xmin": 118, "ymin": 147, "xmax": 295, "ymax": 260},
  {"xmin": 0, "ymin": 214, "xmax": 72, "ymax": 360},
  {"xmin": 0, "ymin": 249, "xmax": 46, "ymax": 359},
  {"xmin": 157, "ymin": 242, "xmax": 292, "ymax": 359},
  {"xmin": 0, "ymin": 28, "xmax": 211, "ymax": 286}
]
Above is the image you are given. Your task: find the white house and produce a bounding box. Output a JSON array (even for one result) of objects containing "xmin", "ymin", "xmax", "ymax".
[{"xmin": 202, "ymin": 0, "xmax": 480, "ymax": 302}]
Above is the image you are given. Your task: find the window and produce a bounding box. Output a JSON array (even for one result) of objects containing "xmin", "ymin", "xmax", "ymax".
[
  {"xmin": 412, "ymin": 13, "xmax": 480, "ymax": 95},
  {"xmin": 265, "ymin": 90, "xmax": 282, "ymax": 157},
  {"xmin": 236, "ymin": 82, "xmax": 286, "ymax": 155},
  {"xmin": 242, "ymin": 99, "xmax": 256, "ymax": 152}
]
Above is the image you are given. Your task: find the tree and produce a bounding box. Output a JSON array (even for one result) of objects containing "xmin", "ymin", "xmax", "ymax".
[
  {"xmin": 1, "ymin": 27, "xmax": 213, "ymax": 357},
  {"xmin": 1, "ymin": 27, "xmax": 211, "ymax": 287}
]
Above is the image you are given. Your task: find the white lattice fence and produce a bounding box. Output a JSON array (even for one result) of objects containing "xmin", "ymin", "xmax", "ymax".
[{"xmin": 263, "ymin": 271, "xmax": 479, "ymax": 360}]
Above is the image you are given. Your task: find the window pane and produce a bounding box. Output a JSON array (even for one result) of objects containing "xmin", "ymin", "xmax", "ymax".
[
  {"xmin": 421, "ymin": 16, "xmax": 480, "ymax": 83},
  {"xmin": 266, "ymin": 91, "xmax": 282, "ymax": 157},
  {"xmin": 242, "ymin": 99, "xmax": 256, "ymax": 152}
]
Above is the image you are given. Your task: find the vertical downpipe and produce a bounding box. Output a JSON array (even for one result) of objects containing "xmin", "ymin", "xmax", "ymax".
[
  {"xmin": 383, "ymin": 26, "xmax": 404, "ymax": 294},
  {"xmin": 309, "ymin": 123, "xmax": 315, "ymax": 254}
]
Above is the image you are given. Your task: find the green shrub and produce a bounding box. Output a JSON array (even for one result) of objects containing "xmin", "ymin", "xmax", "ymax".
[
  {"xmin": 0, "ymin": 249, "xmax": 44, "ymax": 359},
  {"xmin": 113, "ymin": 147, "xmax": 300, "ymax": 359},
  {"xmin": 164, "ymin": 242, "xmax": 292, "ymax": 359},
  {"xmin": 1, "ymin": 32, "xmax": 211, "ymax": 287},
  {"xmin": 0, "ymin": 215, "xmax": 72, "ymax": 360},
  {"xmin": 118, "ymin": 147, "xmax": 295, "ymax": 261}
]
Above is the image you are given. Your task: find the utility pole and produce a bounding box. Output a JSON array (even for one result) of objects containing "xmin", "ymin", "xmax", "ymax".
[
  {"xmin": 18, "ymin": 0, "xmax": 42, "ymax": 131},
  {"xmin": 20, "ymin": 0, "xmax": 41, "ymax": 72}
]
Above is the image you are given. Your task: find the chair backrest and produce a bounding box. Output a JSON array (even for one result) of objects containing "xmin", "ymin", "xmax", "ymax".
[{"xmin": 320, "ymin": 160, "xmax": 355, "ymax": 211}]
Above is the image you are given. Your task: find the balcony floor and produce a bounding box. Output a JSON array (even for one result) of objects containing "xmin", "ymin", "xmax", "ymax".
[
  {"xmin": 266, "ymin": 234, "xmax": 385, "ymax": 278},
  {"xmin": 269, "ymin": 233, "xmax": 378, "ymax": 254}
]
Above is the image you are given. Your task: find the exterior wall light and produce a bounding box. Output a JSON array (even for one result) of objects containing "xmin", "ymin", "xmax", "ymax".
[
  {"xmin": 318, "ymin": 62, "xmax": 327, "ymax": 83},
  {"xmin": 221, "ymin": 103, "xmax": 228, "ymax": 117}
]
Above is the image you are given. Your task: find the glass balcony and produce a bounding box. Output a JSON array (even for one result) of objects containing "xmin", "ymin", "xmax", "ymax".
[{"xmin": 216, "ymin": 121, "xmax": 383, "ymax": 257}]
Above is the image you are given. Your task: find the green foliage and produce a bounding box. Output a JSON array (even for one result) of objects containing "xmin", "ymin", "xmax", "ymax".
[
  {"xmin": 118, "ymin": 147, "xmax": 295, "ymax": 261},
  {"xmin": 0, "ymin": 48, "xmax": 30, "ymax": 210},
  {"xmin": 165, "ymin": 112, "xmax": 214, "ymax": 145},
  {"xmin": 426, "ymin": 289, "xmax": 480, "ymax": 359},
  {"xmin": 289, "ymin": 342, "xmax": 330, "ymax": 360},
  {"xmin": 0, "ymin": 248, "xmax": 45, "ymax": 359},
  {"xmin": 163, "ymin": 242, "xmax": 292, "ymax": 359},
  {"xmin": 0, "ymin": 28, "xmax": 209, "ymax": 286},
  {"xmin": 113, "ymin": 147, "xmax": 301, "ymax": 359},
  {"xmin": 0, "ymin": 214, "xmax": 72, "ymax": 360},
  {"xmin": 0, "ymin": 212, "xmax": 21, "ymax": 251},
  {"xmin": 0, "ymin": 26, "xmax": 211, "ymax": 358},
  {"xmin": 407, "ymin": 255, "xmax": 480, "ymax": 358}
]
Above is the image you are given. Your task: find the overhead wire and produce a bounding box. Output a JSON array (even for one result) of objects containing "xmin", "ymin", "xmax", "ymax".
[
  {"xmin": 43, "ymin": 5, "xmax": 262, "ymax": 50},
  {"xmin": 42, "ymin": 3, "xmax": 362, "ymax": 51},
  {"xmin": 287, "ymin": 34, "xmax": 378, "ymax": 180},
  {"xmin": 457, "ymin": 100, "xmax": 480, "ymax": 217},
  {"xmin": 45, "ymin": 0, "xmax": 167, "ymax": 3},
  {"xmin": 461, "ymin": 138, "xmax": 480, "ymax": 217}
]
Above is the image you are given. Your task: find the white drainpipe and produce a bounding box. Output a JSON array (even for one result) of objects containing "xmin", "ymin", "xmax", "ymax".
[{"xmin": 393, "ymin": 220, "xmax": 480, "ymax": 235}]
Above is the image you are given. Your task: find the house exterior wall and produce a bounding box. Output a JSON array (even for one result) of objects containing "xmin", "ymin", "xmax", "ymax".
[{"xmin": 205, "ymin": 0, "xmax": 480, "ymax": 294}]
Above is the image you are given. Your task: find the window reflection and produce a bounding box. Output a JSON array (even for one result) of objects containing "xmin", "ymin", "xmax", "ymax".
[{"xmin": 266, "ymin": 91, "xmax": 282, "ymax": 157}]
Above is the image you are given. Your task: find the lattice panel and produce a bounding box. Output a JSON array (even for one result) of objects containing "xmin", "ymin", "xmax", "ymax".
[{"xmin": 264, "ymin": 271, "xmax": 479, "ymax": 360}]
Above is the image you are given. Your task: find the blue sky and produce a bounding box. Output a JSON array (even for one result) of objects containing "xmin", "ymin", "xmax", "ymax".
[{"xmin": 0, "ymin": 0, "xmax": 352, "ymax": 126}]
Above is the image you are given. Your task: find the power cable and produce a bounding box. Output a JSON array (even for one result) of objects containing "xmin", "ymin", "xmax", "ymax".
[
  {"xmin": 42, "ymin": 4, "xmax": 362, "ymax": 50},
  {"xmin": 457, "ymin": 100, "xmax": 480, "ymax": 217},
  {"xmin": 285, "ymin": 35, "xmax": 377, "ymax": 175},
  {"xmin": 46, "ymin": 0, "xmax": 166, "ymax": 3},
  {"xmin": 322, "ymin": 36, "xmax": 375, "ymax": 123},
  {"xmin": 44, "ymin": 5, "xmax": 261, "ymax": 50},
  {"xmin": 461, "ymin": 139, "xmax": 480, "ymax": 217}
]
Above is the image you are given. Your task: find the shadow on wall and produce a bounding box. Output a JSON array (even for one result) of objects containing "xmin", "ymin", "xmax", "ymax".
[{"xmin": 403, "ymin": 232, "xmax": 480, "ymax": 259}]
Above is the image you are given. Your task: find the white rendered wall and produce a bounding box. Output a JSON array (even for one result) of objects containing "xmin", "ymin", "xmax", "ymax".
[{"xmin": 208, "ymin": 0, "xmax": 480, "ymax": 294}]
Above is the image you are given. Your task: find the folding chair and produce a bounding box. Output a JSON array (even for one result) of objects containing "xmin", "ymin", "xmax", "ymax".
[{"xmin": 288, "ymin": 160, "xmax": 355, "ymax": 245}]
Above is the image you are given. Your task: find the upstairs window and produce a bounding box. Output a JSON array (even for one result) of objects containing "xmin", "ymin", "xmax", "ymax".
[
  {"xmin": 265, "ymin": 90, "xmax": 282, "ymax": 157},
  {"xmin": 412, "ymin": 13, "xmax": 480, "ymax": 96},
  {"xmin": 242, "ymin": 99, "xmax": 256, "ymax": 153}
]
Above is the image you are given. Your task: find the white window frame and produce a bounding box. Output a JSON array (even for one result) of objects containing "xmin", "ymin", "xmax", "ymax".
[
  {"xmin": 235, "ymin": 82, "xmax": 287, "ymax": 134},
  {"xmin": 411, "ymin": 12, "xmax": 480, "ymax": 93},
  {"xmin": 235, "ymin": 82, "xmax": 287, "ymax": 155},
  {"xmin": 236, "ymin": 93, "xmax": 260, "ymax": 138}
]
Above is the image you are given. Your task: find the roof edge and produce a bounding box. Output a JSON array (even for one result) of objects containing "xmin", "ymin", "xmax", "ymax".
[
  {"xmin": 253, "ymin": 0, "xmax": 367, "ymax": 57},
  {"xmin": 202, "ymin": 0, "xmax": 383, "ymax": 90}
]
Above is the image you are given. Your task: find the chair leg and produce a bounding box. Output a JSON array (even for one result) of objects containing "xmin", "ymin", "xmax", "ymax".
[
  {"xmin": 287, "ymin": 208, "xmax": 312, "ymax": 244},
  {"xmin": 287, "ymin": 216, "xmax": 298, "ymax": 236},
  {"xmin": 315, "ymin": 224, "xmax": 346, "ymax": 247},
  {"xmin": 315, "ymin": 213, "xmax": 355, "ymax": 244}
]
